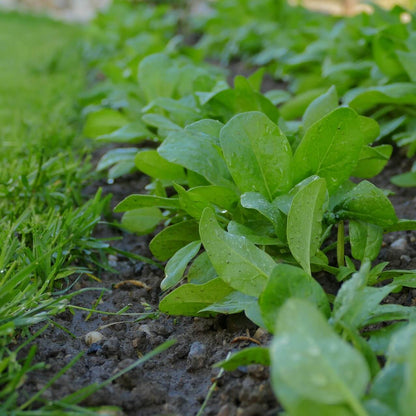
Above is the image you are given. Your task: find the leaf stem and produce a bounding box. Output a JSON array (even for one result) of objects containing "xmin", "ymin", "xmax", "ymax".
[{"xmin": 337, "ymin": 220, "xmax": 345, "ymax": 267}]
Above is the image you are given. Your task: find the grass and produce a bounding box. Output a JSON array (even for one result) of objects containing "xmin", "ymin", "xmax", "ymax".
[{"xmin": 0, "ymin": 11, "xmax": 113, "ymax": 412}]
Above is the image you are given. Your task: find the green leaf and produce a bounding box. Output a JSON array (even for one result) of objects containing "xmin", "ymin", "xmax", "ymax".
[
  {"xmin": 175, "ymin": 184, "xmax": 239, "ymax": 219},
  {"xmin": 215, "ymin": 347, "xmax": 270, "ymax": 371},
  {"xmin": 96, "ymin": 148, "xmax": 138, "ymax": 172},
  {"xmin": 142, "ymin": 113, "xmax": 182, "ymax": 132},
  {"xmin": 294, "ymin": 108, "xmax": 372, "ymax": 193},
  {"xmin": 83, "ymin": 109, "xmax": 127, "ymax": 138},
  {"xmin": 187, "ymin": 252, "xmax": 217, "ymax": 285},
  {"xmin": 279, "ymin": 88, "xmax": 327, "ymax": 120},
  {"xmin": 345, "ymin": 83, "xmax": 416, "ymax": 113},
  {"xmin": 159, "ymin": 129, "xmax": 233, "ymax": 188},
  {"xmin": 271, "ymin": 299, "xmax": 370, "ymax": 406},
  {"xmin": 135, "ymin": 150, "xmax": 186, "ymax": 182},
  {"xmin": 397, "ymin": 50, "xmax": 416, "ymax": 82},
  {"xmin": 96, "ymin": 121, "xmax": 152, "ymax": 143},
  {"xmin": 203, "ymin": 77, "xmax": 280, "ymax": 123},
  {"xmin": 332, "ymin": 262, "xmax": 395, "ymax": 329},
  {"xmin": 220, "ymin": 111, "xmax": 293, "ymax": 199},
  {"xmin": 302, "ymin": 86, "xmax": 338, "ymax": 131},
  {"xmin": 114, "ymin": 194, "xmax": 180, "ymax": 212},
  {"xmin": 240, "ymin": 192, "xmax": 287, "ymax": 242},
  {"xmin": 384, "ymin": 219, "xmax": 416, "ymax": 232},
  {"xmin": 287, "ymin": 177, "xmax": 327, "ymax": 275},
  {"xmin": 199, "ymin": 208, "xmax": 275, "ymax": 296},
  {"xmin": 159, "ymin": 278, "xmax": 233, "ymax": 316},
  {"xmin": 335, "ymin": 181, "xmax": 398, "ymax": 227},
  {"xmin": 391, "ymin": 172, "xmax": 416, "ymax": 187},
  {"xmin": 149, "ymin": 220, "xmax": 200, "ymax": 261},
  {"xmin": 200, "ymin": 291, "xmax": 257, "ymax": 315},
  {"xmin": 351, "ymin": 145, "xmax": 392, "ymax": 179},
  {"xmin": 138, "ymin": 53, "xmax": 178, "ymax": 102},
  {"xmin": 373, "ymin": 31, "xmax": 406, "ymax": 79},
  {"xmin": 161, "ymin": 241, "xmax": 201, "ymax": 291},
  {"xmin": 121, "ymin": 207, "xmax": 164, "ymax": 235},
  {"xmin": 349, "ymin": 220, "xmax": 383, "ymax": 262},
  {"xmin": 228, "ymin": 221, "xmax": 284, "ymax": 246},
  {"xmin": 259, "ymin": 264, "xmax": 330, "ymax": 333}
]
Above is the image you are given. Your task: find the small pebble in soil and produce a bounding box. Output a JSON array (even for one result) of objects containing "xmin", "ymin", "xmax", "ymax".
[
  {"xmin": 102, "ymin": 337, "xmax": 120, "ymax": 356},
  {"xmin": 217, "ymin": 404, "xmax": 237, "ymax": 416},
  {"xmin": 87, "ymin": 343, "xmax": 103, "ymax": 355},
  {"xmin": 391, "ymin": 237, "xmax": 408, "ymax": 251},
  {"xmin": 84, "ymin": 331, "xmax": 105, "ymax": 346},
  {"xmin": 400, "ymin": 254, "xmax": 411, "ymax": 264},
  {"xmin": 187, "ymin": 341, "xmax": 207, "ymax": 371}
]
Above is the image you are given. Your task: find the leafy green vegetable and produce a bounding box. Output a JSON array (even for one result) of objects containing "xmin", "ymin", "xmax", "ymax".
[
  {"xmin": 287, "ymin": 177, "xmax": 327, "ymax": 274},
  {"xmin": 199, "ymin": 208, "xmax": 275, "ymax": 296}
]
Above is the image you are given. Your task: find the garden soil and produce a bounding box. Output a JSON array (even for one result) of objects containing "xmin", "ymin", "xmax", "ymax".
[{"xmin": 15, "ymin": 120, "xmax": 416, "ymax": 415}]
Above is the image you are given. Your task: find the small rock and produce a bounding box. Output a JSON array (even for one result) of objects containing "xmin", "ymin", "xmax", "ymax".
[
  {"xmin": 391, "ymin": 237, "xmax": 408, "ymax": 251},
  {"xmin": 247, "ymin": 364, "xmax": 268, "ymax": 380},
  {"xmin": 87, "ymin": 343, "xmax": 103, "ymax": 355},
  {"xmin": 102, "ymin": 337, "xmax": 120, "ymax": 356},
  {"xmin": 253, "ymin": 327, "xmax": 268, "ymax": 343},
  {"xmin": 217, "ymin": 403, "xmax": 237, "ymax": 416},
  {"xmin": 187, "ymin": 341, "xmax": 207, "ymax": 371},
  {"xmin": 401, "ymin": 254, "xmax": 411, "ymax": 264},
  {"xmin": 85, "ymin": 331, "xmax": 104, "ymax": 346}
]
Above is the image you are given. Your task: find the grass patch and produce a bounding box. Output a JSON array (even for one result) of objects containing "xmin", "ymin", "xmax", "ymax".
[{"xmin": 0, "ymin": 11, "xmax": 111, "ymax": 412}]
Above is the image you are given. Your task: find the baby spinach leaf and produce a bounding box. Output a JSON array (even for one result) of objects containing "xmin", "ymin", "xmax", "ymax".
[
  {"xmin": 293, "ymin": 108, "xmax": 372, "ymax": 193},
  {"xmin": 203, "ymin": 77, "xmax": 280, "ymax": 123},
  {"xmin": 220, "ymin": 111, "xmax": 293, "ymax": 199},
  {"xmin": 279, "ymin": 88, "xmax": 327, "ymax": 120},
  {"xmin": 159, "ymin": 278, "xmax": 234, "ymax": 316},
  {"xmin": 96, "ymin": 121, "xmax": 152, "ymax": 143},
  {"xmin": 135, "ymin": 150, "xmax": 186, "ymax": 182},
  {"xmin": 271, "ymin": 299, "xmax": 370, "ymax": 407},
  {"xmin": 159, "ymin": 129, "xmax": 233, "ymax": 188},
  {"xmin": 83, "ymin": 108, "xmax": 128, "ymax": 138},
  {"xmin": 215, "ymin": 347, "xmax": 270, "ymax": 371},
  {"xmin": 175, "ymin": 184, "xmax": 239, "ymax": 219},
  {"xmin": 187, "ymin": 252, "xmax": 217, "ymax": 285},
  {"xmin": 302, "ymin": 85, "xmax": 338, "ymax": 131},
  {"xmin": 161, "ymin": 241, "xmax": 201, "ymax": 291},
  {"xmin": 149, "ymin": 220, "xmax": 200, "ymax": 261},
  {"xmin": 397, "ymin": 50, "xmax": 416, "ymax": 82},
  {"xmin": 199, "ymin": 208, "xmax": 275, "ymax": 296},
  {"xmin": 351, "ymin": 145, "xmax": 392, "ymax": 178},
  {"xmin": 185, "ymin": 118, "xmax": 224, "ymax": 139},
  {"xmin": 200, "ymin": 291, "xmax": 257, "ymax": 315},
  {"xmin": 240, "ymin": 192, "xmax": 287, "ymax": 242},
  {"xmin": 349, "ymin": 220, "xmax": 383, "ymax": 262},
  {"xmin": 345, "ymin": 83, "xmax": 416, "ymax": 113},
  {"xmin": 138, "ymin": 53, "xmax": 179, "ymax": 102},
  {"xmin": 287, "ymin": 177, "xmax": 327, "ymax": 275},
  {"xmin": 142, "ymin": 113, "xmax": 182, "ymax": 133},
  {"xmin": 259, "ymin": 264, "xmax": 330, "ymax": 333},
  {"xmin": 228, "ymin": 221, "xmax": 284, "ymax": 246},
  {"xmin": 114, "ymin": 194, "xmax": 180, "ymax": 212},
  {"xmin": 335, "ymin": 181, "xmax": 397, "ymax": 227},
  {"xmin": 121, "ymin": 207, "xmax": 164, "ymax": 235}
]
